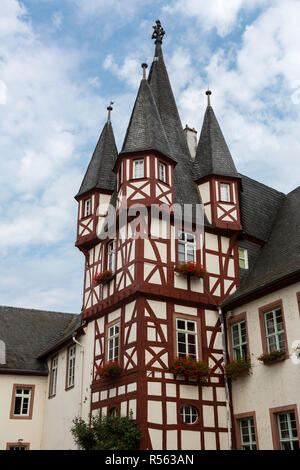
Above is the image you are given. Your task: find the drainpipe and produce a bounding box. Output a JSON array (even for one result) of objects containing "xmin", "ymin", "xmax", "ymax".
[
  {"xmin": 218, "ymin": 306, "xmax": 232, "ymax": 450},
  {"xmin": 72, "ymin": 335, "xmax": 84, "ymax": 419}
]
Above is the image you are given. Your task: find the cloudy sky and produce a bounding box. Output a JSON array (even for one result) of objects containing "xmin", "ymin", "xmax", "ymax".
[{"xmin": 1, "ymin": 0, "xmax": 300, "ymax": 313}]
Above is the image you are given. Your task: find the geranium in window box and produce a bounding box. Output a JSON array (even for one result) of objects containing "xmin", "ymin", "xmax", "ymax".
[
  {"xmin": 175, "ymin": 261, "xmax": 207, "ymax": 278},
  {"xmin": 224, "ymin": 357, "xmax": 251, "ymax": 379},
  {"xmin": 258, "ymin": 350, "xmax": 286, "ymax": 365},
  {"xmin": 96, "ymin": 361, "xmax": 122, "ymax": 378},
  {"xmin": 93, "ymin": 270, "xmax": 114, "ymax": 285},
  {"xmin": 168, "ymin": 356, "xmax": 211, "ymax": 382}
]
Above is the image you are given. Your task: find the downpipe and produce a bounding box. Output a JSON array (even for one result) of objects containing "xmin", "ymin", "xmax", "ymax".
[{"xmin": 218, "ymin": 306, "xmax": 232, "ymax": 450}]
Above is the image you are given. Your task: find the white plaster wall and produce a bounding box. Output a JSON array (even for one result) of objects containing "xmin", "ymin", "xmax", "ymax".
[
  {"xmin": 40, "ymin": 324, "xmax": 94, "ymax": 449},
  {"xmin": 230, "ymin": 282, "xmax": 300, "ymax": 450},
  {"xmin": 0, "ymin": 374, "xmax": 47, "ymax": 450}
]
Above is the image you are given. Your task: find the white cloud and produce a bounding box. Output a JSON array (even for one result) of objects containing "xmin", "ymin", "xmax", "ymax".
[
  {"xmin": 164, "ymin": 0, "xmax": 271, "ymax": 37},
  {"xmin": 0, "ymin": 81, "xmax": 7, "ymax": 104},
  {"xmin": 52, "ymin": 11, "xmax": 63, "ymax": 29}
]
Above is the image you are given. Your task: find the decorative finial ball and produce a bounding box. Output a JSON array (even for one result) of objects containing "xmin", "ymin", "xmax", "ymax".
[
  {"xmin": 141, "ymin": 62, "xmax": 148, "ymax": 69},
  {"xmin": 206, "ymin": 90, "xmax": 212, "ymax": 96},
  {"xmin": 107, "ymin": 105, "xmax": 113, "ymax": 111}
]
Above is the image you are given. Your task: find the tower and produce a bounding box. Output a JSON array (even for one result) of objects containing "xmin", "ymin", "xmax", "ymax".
[{"xmin": 75, "ymin": 21, "xmax": 243, "ymax": 450}]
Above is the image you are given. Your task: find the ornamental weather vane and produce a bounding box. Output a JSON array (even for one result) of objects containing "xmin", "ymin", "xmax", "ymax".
[{"xmin": 152, "ymin": 19, "xmax": 165, "ymax": 44}]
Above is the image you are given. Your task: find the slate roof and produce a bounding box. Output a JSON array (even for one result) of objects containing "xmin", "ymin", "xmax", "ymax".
[
  {"xmin": 0, "ymin": 306, "xmax": 80, "ymax": 374},
  {"xmin": 222, "ymin": 186, "xmax": 300, "ymax": 308},
  {"xmin": 193, "ymin": 105, "xmax": 239, "ymax": 181},
  {"xmin": 121, "ymin": 78, "xmax": 174, "ymax": 161},
  {"xmin": 76, "ymin": 120, "xmax": 118, "ymax": 198},
  {"xmin": 147, "ymin": 42, "xmax": 203, "ymax": 211}
]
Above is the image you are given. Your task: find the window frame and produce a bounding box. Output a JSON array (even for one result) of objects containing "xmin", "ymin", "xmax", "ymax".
[
  {"xmin": 66, "ymin": 344, "xmax": 76, "ymax": 390},
  {"xmin": 177, "ymin": 231, "xmax": 196, "ymax": 263},
  {"xmin": 269, "ymin": 405, "xmax": 300, "ymax": 450},
  {"xmin": 258, "ymin": 300, "xmax": 288, "ymax": 359},
  {"xmin": 227, "ymin": 312, "xmax": 249, "ymax": 361},
  {"xmin": 132, "ymin": 158, "xmax": 144, "ymax": 179},
  {"xmin": 106, "ymin": 239, "xmax": 116, "ymax": 273},
  {"xmin": 82, "ymin": 197, "xmax": 92, "ymax": 218},
  {"xmin": 238, "ymin": 247, "xmax": 248, "ymax": 269},
  {"xmin": 173, "ymin": 314, "xmax": 202, "ymax": 362},
  {"xmin": 10, "ymin": 384, "xmax": 35, "ymax": 420},
  {"xmin": 49, "ymin": 355, "xmax": 58, "ymax": 398},
  {"xmin": 105, "ymin": 319, "xmax": 121, "ymax": 364},
  {"xmin": 179, "ymin": 404, "xmax": 199, "ymax": 425},
  {"xmin": 158, "ymin": 161, "xmax": 167, "ymax": 183},
  {"xmin": 6, "ymin": 442, "xmax": 30, "ymax": 450},
  {"xmin": 218, "ymin": 182, "xmax": 232, "ymax": 203},
  {"xmin": 234, "ymin": 411, "xmax": 259, "ymax": 450}
]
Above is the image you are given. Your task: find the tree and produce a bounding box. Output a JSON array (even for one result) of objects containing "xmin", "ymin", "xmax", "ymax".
[{"xmin": 71, "ymin": 412, "xmax": 142, "ymax": 450}]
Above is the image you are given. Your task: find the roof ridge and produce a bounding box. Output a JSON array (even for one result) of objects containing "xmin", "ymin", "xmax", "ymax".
[
  {"xmin": 0, "ymin": 305, "xmax": 78, "ymax": 316},
  {"xmin": 239, "ymin": 173, "xmax": 286, "ymax": 196}
]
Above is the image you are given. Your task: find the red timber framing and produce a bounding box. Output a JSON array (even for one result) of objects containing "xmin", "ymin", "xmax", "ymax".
[{"xmin": 90, "ymin": 296, "xmax": 231, "ymax": 450}]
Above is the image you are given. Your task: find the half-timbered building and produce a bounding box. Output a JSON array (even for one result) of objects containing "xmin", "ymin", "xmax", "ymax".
[{"xmin": 0, "ymin": 20, "xmax": 299, "ymax": 451}]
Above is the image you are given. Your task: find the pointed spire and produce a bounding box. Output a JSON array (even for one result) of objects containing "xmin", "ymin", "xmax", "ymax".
[
  {"xmin": 121, "ymin": 75, "xmax": 173, "ymax": 160},
  {"xmin": 193, "ymin": 95, "xmax": 239, "ymax": 181},
  {"xmin": 76, "ymin": 116, "xmax": 118, "ymax": 198}
]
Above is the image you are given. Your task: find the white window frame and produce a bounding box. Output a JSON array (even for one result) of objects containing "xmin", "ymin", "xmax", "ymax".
[
  {"xmin": 13, "ymin": 388, "xmax": 32, "ymax": 416},
  {"xmin": 264, "ymin": 308, "xmax": 285, "ymax": 353},
  {"xmin": 239, "ymin": 247, "xmax": 248, "ymax": 269},
  {"xmin": 178, "ymin": 231, "xmax": 196, "ymax": 262},
  {"xmin": 176, "ymin": 318, "xmax": 198, "ymax": 360},
  {"xmin": 277, "ymin": 411, "xmax": 299, "ymax": 450},
  {"xmin": 231, "ymin": 321, "xmax": 248, "ymax": 360},
  {"xmin": 239, "ymin": 417, "xmax": 257, "ymax": 450},
  {"xmin": 84, "ymin": 198, "xmax": 91, "ymax": 217},
  {"xmin": 49, "ymin": 356, "xmax": 58, "ymax": 397},
  {"xmin": 158, "ymin": 161, "xmax": 166, "ymax": 182},
  {"xmin": 180, "ymin": 405, "xmax": 198, "ymax": 424},
  {"xmin": 133, "ymin": 159, "xmax": 144, "ymax": 179},
  {"xmin": 107, "ymin": 240, "xmax": 116, "ymax": 272},
  {"xmin": 107, "ymin": 323, "xmax": 120, "ymax": 362},
  {"xmin": 67, "ymin": 345, "xmax": 76, "ymax": 389},
  {"xmin": 220, "ymin": 182, "xmax": 231, "ymax": 202}
]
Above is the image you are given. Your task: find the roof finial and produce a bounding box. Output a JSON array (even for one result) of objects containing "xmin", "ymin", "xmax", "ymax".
[
  {"xmin": 206, "ymin": 89, "xmax": 212, "ymax": 107},
  {"xmin": 141, "ymin": 62, "xmax": 148, "ymax": 79},
  {"xmin": 152, "ymin": 19, "xmax": 165, "ymax": 44},
  {"xmin": 107, "ymin": 101, "xmax": 114, "ymax": 122}
]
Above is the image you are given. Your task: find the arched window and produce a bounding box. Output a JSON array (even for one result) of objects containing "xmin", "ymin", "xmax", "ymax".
[{"xmin": 180, "ymin": 405, "xmax": 198, "ymax": 424}]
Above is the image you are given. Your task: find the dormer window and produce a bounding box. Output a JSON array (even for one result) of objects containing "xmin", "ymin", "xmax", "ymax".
[
  {"xmin": 238, "ymin": 247, "xmax": 248, "ymax": 269},
  {"xmin": 220, "ymin": 183, "xmax": 231, "ymax": 202},
  {"xmin": 159, "ymin": 161, "xmax": 166, "ymax": 182},
  {"xmin": 133, "ymin": 159, "xmax": 144, "ymax": 179},
  {"xmin": 84, "ymin": 198, "xmax": 91, "ymax": 217}
]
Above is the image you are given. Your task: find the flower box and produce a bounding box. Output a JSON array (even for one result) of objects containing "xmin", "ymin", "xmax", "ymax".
[
  {"xmin": 96, "ymin": 361, "xmax": 122, "ymax": 378},
  {"xmin": 175, "ymin": 261, "xmax": 207, "ymax": 278},
  {"xmin": 93, "ymin": 270, "xmax": 114, "ymax": 285},
  {"xmin": 224, "ymin": 358, "xmax": 251, "ymax": 379},
  {"xmin": 258, "ymin": 350, "xmax": 286, "ymax": 365},
  {"xmin": 168, "ymin": 356, "xmax": 211, "ymax": 382}
]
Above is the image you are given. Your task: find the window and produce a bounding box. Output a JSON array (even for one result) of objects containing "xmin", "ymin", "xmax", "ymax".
[
  {"xmin": 231, "ymin": 321, "xmax": 248, "ymax": 360},
  {"xmin": 264, "ymin": 308, "xmax": 285, "ymax": 353},
  {"xmin": 239, "ymin": 417, "xmax": 257, "ymax": 450},
  {"xmin": 84, "ymin": 198, "xmax": 91, "ymax": 217},
  {"xmin": 178, "ymin": 231, "xmax": 195, "ymax": 262},
  {"xmin": 107, "ymin": 323, "xmax": 120, "ymax": 362},
  {"xmin": 107, "ymin": 240, "xmax": 116, "ymax": 272},
  {"xmin": 13, "ymin": 388, "xmax": 32, "ymax": 417},
  {"xmin": 49, "ymin": 356, "xmax": 58, "ymax": 397},
  {"xmin": 7, "ymin": 443, "xmax": 30, "ymax": 450},
  {"xmin": 238, "ymin": 247, "xmax": 248, "ymax": 269},
  {"xmin": 180, "ymin": 405, "xmax": 198, "ymax": 424},
  {"xmin": 220, "ymin": 183, "xmax": 231, "ymax": 202},
  {"xmin": 158, "ymin": 162, "xmax": 166, "ymax": 182},
  {"xmin": 109, "ymin": 407, "xmax": 118, "ymax": 417},
  {"xmin": 176, "ymin": 318, "xmax": 198, "ymax": 360},
  {"xmin": 133, "ymin": 159, "xmax": 144, "ymax": 179},
  {"xmin": 277, "ymin": 411, "xmax": 299, "ymax": 450},
  {"xmin": 66, "ymin": 345, "xmax": 76, "ymax": 389}
]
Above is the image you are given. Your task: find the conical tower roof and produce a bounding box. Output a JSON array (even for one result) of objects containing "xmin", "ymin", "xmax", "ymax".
[
  {"xmin": 121, "ymin": 77, "xmax": 173, "ymax": 160},
  {"xmin": 76, "ymin": 119, "xmax": 118, "ymax": 198},
  {"xmin": 193, "ymin": 102, "xmax": 239, "ymax": 181}
]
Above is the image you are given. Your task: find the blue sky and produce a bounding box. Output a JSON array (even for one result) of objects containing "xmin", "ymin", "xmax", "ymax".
[{"xmin": 0, "ymin": 0, "xmax": 300, "ymax": 313}]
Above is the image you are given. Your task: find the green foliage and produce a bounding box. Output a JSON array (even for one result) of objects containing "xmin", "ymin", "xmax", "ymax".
[
  {"xmin": 169, "ymin": 356, "xmax": 211, "ymax": 382},
  {"xmin": 224, "ymin": 357, "xmax": 251, "ymax": 379},
  {"xmin": 258, "ymin": 350, "xmax": 285, "ymax": 364},
  {"xmin": 71, "ymin": 412, "xmax": 142, "ymax": 450}
]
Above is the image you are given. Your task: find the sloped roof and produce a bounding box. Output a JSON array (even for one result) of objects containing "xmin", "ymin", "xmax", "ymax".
[
  {"xmin": 148, "ymin": 42, "xmax": 203, "ymax": 211},
  {"xmin": 0, "ymin": 306, "xmax": 80, "ymax": 374},
  {"xmin": 121, "ymin": 78, "xmax": 174, "ymax": 161},
  {"xmin": 76, "ymin": 121, "xmax": 118, "ymax": 198},
  {"xmin": 222, "ymin": 186, "xmax": 300, "ymax": 308},
  {"xmin": 193, "ymin": 105, "xmax": 239, "ymax": 181},
  {"xmin": 239, "ymin": 173, "xmax": 285, "ymax": 242}
]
